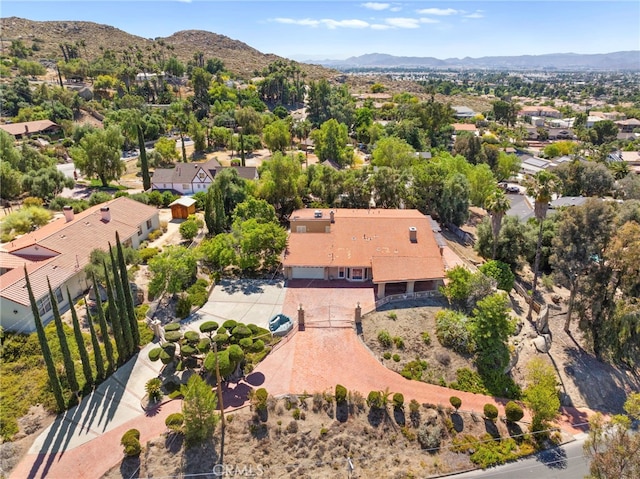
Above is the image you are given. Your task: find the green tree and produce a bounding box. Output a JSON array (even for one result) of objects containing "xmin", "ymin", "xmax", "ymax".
[
  {"xmin": 471, "ymin": 292, "xmax": 515, "ymax": 372},
  {"xmin": 257, "ymin": 151, "xmax": 304, "ymax": 222},
  {"xmin": 168, "ymin": 101, "xmax": 192, "ymax": 162},
  {"xmin": 232, "ymin": 197, "xmax": 278, "ymax": 225},
  {"xmin": 484, "ymin": 189, "xmax": 511, "ymax": 259},
  {"xmin": 311, "ymin": 119, "xmax": 352, "ymax": 168},
  {"xmin": 22, "ymin": 167, "xmax": 74, "ymax": 200},
  {"xmin": 440, "ymin": 266, "xmax": 472, "ymax": 308},
  {"xmin": 371, "ymin": 136, "xmax": 415, "ymax": 169},
  {"xmin": 103, "ymin": 262, "xmax": 126, "ymax": 364},
  {"xmin": 109, "ymin": 247, "xmax": 134, "ymax": 357},
  {"xmin": 523, "ymin": 357, "xmax": 560, "ymax": 434},
  {"xmin": 492, "ymin": 100, "xmax": 518, "ymax": 127},
  {"xmin": 494, "ymin": 151, "xmax": 521, "ymax": 182},
  {"xmin": 453, "ymin": 134, "xmax": 485, "ymax": 165},
  {"xmin": 148, "ymin": 246, "xmax": 199, "ymax": 298},
  {"xmin": 71, "ymin": 126, "xmax": 125, "ymax": 187},
  {"xmin": 180, "ymin": 218, "xmax": 199, "ymax": 241},
  {"xmin": 25, "ymin": 268, "xmax": 65, "ymax": 411},
  {"xmin": 591, "ymin": 120, "xmax": 619, "ymax": 145},
  {"xmin": 153, "ymin": 136, "xmax": 179, "ymax": 165},
  {"xmin": 524, "ymin": 171, "xmax": 561, "ymax": 322},
  {"xmin": 479, "ymin": 260, "xmax": 515, "ymax": 292},
  {"xmin": 120, "ymin": 109, "xmax": 151, "ymax": 190},
  {"xmin": 92, "ymin": 274, "xmax": 115, "ymax": 373},
  {"xmin": 84, "ymin": 302, "xmax": 105, "ymax": 382},
  {"xmin": 182, "ymin": 374, "xmax": 219, "ymax": 446},
  {"xmin": 68, "ymin": 289, "xmax": 93, "ymax": 387},
  {"xmin": 116, "ymin": 232, "xmax": 139, "ymax": 348},
  {"xmin": 204, "ymin": 182, "xmax": 226, "ymax": 235},
  {"xmin": 440, "ymin": 173, "xmax": 470, "ymax": 226},
  {"xmin": 263, "ymin": 119, "xmax": 291, "ymax": 153},
  {"xmin": 0, "ymin": 162, "xmax": 23, "ymax": 200},
  {"xmin": 468, "ymin": 163, "xmax": 497, "ymax": 208},
  {"xmin": 48, "ymin": 280, "xmax": 79, "ymax": 392}
]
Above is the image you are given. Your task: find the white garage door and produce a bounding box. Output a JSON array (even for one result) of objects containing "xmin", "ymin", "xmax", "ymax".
[{"xmin": 291, "ymin": 267, "xmax": 325, "ymax": 279}]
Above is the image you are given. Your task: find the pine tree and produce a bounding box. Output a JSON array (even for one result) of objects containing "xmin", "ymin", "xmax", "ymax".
[
  {"xmin": 24, "ymin": 268, "xmax": 65, "ymax": 411},
  {"xmin": 68, "ymin": 288, "xmax": 93, "ymax": 388},
  {"xmin": 109, "ymin": 245, "xmax": 133, "ymax": 357},
  {"xmin": 92, "ymin": 274, "xmax": 115, "ymax": 374},
  {"xmin": 48, "ymin": 279, "xmax": 79, "ymax": 392},
  {"xmin": 84, "ymin": 301, "xmax": 105, "ymax": 382},
  {"xmin": 115, "ymin": 233, "xmax": 139, "ymax": 348},
  {"xmin": 103, "ymin": 261, "xmax": 126, "ymax": 364}
]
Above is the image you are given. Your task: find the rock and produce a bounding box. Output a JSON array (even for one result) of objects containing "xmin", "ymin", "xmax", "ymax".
[{"xmin": 533, "ymin": 335, "xmax": 549, "ymax": 353}]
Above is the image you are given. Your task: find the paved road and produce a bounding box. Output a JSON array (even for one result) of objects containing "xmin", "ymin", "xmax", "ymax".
[
  {"xmin": 452, "ymin": 435, "xmax": 589, "ymax": 479},
  {"xmin": 506, "ymin": 192, "xmax": 534, "ymax": 222}
]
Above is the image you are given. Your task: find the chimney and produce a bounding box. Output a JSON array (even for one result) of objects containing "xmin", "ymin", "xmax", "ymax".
[
  {"xmin": 100, "ymin": 206, "xmax": 111, "ymax": 222},
  {"xmin": 330, "ymin": 210, "xmax": 335, "ymax": 223},
  {"xmin": 63, "ymin": 205, "xmax": 74, "ymax": 222},
  {"xmin": 409, "ymin": 226, "xmax": 417, "ymax": 243},
  {"xmin": 24, "ymin": 125, "xmax": 29, "ymax": 135}
]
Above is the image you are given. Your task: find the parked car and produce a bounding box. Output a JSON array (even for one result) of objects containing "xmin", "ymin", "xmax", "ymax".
[{"xmin": 506, "ymin": 185, "xmax": 521, "ymax": 194}]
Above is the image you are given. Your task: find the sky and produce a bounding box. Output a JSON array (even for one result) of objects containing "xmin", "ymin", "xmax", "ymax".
[{"xmin": 2, "ymin": 1, "xmax": 640, "ymax": 61}]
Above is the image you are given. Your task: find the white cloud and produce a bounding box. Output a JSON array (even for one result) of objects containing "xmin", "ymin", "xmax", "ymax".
[
  {"xmin": 361, "ymin": 2, "xmax": 390, "ymax": 10},
  {"xmin": 416, "ymin": 8, "xmax": 458, "ymax": 16},
  {"xmin": 385, "ymin": 17, "xmax": 420, "ymax": 29},
  {"xmin": 273, "ymin": 18, "xmax": 370, "ymax": 29},
  {"xmin": 419, "ymin": 17, "xmax": 439, "ymax": 24},
  {"xmin": 464, "ymin": 11, "xmax": 484, "ymax": 19},
  {"xmin": 389, "ymin": 7, "xmax": 402, "ymax": 12},
  {"xmin": 371, "ymin": 23, "xmax": 392, "ymax": 30},
  {"xmin": 274, "ymin": 18, "xmax": 321, "ymax": 27}
]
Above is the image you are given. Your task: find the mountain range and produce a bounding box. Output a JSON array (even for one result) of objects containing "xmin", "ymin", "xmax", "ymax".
[{"xmin": 311, "ymin": 51, "xmax": 640, "ymax": 71}]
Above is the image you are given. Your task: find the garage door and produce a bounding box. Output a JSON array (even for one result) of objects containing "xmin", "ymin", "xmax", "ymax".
[{"xmin": 291, "ymin": 267, "xmax": 325, "ymax": 279}]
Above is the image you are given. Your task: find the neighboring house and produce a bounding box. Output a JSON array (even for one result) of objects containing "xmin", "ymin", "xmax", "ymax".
[
  {"xmin": 518, "ymin": 155, "xmax": 552, "ymax": 175},
  {"xmin": 0, "ymin": 197, "xmax": 159, "ymax": 333},
  {"xmin": 151, "ymin": 158, "xmax": 258, "ymax": 195},
  {"xmin": 452, "ymin": 106, "xmax": 476, "ymax": 119},
  {"xmin": 616, "ymin": 118, "xmax": 640, "ymax": 133},
  {"xmin": 0, "ymin": 120, "xmax": 61, "ymax": 139},
  {"xmin": 518, "ymin": 106, "xmax": 561, "ymax": 119},
  {"xmin": 283, "ymin": 209, "xmax": 446, "ymax": 299},
  {"xmin": 452, "ymin": 123, "xmax": 479, "ymax": 135}
]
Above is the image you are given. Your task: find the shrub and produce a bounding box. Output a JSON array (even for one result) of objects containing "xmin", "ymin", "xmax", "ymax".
[
  {"xmin": 199, "ymin": 321, "xmax": 219, "ymax": 335},
  {"xmin": 505, "ymin": 401, "xmax": 524, "ymax": 423},
  {"xmin": 176, "ymin": 294, "xmax": 192, "ymax": 319},
  {"xmin": 418, "ymin": 423, "xmax": 442, "ymax": 450},
  {"xmin": 186, "ymin": 279, "xmax": 209, "ymax": 307},
  {"xmin": 121, "ymin": 429, "xmax": 141, "ymax": 456},
  {"xmin": 135, "ymin": 304, "xmax": 150, "ymax": 322},
  {"xmin": 387, "ymin": 311, "xmax": 397, "ymax": 320},
  {"xmin": 148, "ymin": 347, "xmax": 162, "ymax": 362},
  {"xmin": 227, "ymin": 344, "xmax": 244, "ymax": 363},
  {"xmin": 250, "ymin": 339, "xmax": 265, "ymax": 353},
  {"xmin": 165, "ymin": 413, "xmax": 184, "ymax": 433},
  {"xmin": 22, "ymin": 197, "xmax": 43, "ymax": 208},
  {"xmin": 367, "ymin": 391, "xmax": 384, "ymax": 409},
  {"xmin": 484, "ymin": 403, "xmax": 499, "ymax": 421},
  {"xmin": 541, "ymin": 274, "xmax": 555, "ymax": 291},
  {"xmin": 232, "ymin": 324, "xmax": 252, "ymax": 338},
  {"xmin": 147, "ymin": 229, "xmax": 163, "ymax": 241},
  {"xmin": 400, "ymin": 359, "xmax": 428, "ymax": 381},
  {"xmin": 139, "ymin": 247, "xmax": 159, "ymax": 264},
  {"xmin": 145, "ymin": 378, "xmax": 163, "ymax": 402},
  {"xmin": 377, "ymin": 330, "xmax": 392, "ymax": 348},
  {"xmin": 421, "ymin": 331, "xmax": 431, "ymax": 345},
  {"xmin": 239, "ymin": 337, "xmax": 253, "ymax": 349},
  {"xmin": 392, "ymin": 354, "xmax": 400, "ymax": 362},
  {"xmin": 393, "ymin": 336, "xmax": 405, "ymax": 349},
  {"xmin": 383, "ymin": 352, "xmax": 391, "ymax": 360},
  {"xmin": 335, "ymin": 384, "xmax": 348, "ymax": 404},
  {"xmin": 479, "ymin": 260, "xmax": 515, "ymax": 292},
  {"xmin": 223, "ymin": 319, "xmax": 237, "ymax": 331},
  {"xmin": 179, "ymin": 219, "xmax": 199, "ymax": 241},
  {"xmin": 292, "ymin": 408, "xmax": 301, "ymax": 420},
  {"xmin": 392, "ymin": 393, "xmax": 404, "ymax": 409},
  {"xmin": 253, "ymin": 388, "xmax": 268, "ymax": 411},
  {"xmin": 450, "ymin": 396, "xmax": 462, "ymax": 411},
  {"xmin": 435, "ymin": 310, "xmax": 474, "ymax": 353}
]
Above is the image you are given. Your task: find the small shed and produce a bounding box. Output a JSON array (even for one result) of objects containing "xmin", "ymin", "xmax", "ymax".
[{"xmin": 169, "ymin": 197, "xmax": 197, "ymax": 220}]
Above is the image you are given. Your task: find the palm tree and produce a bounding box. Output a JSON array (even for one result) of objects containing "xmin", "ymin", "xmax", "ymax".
[
  {"xmin": 121, "ymin": 109, "xmax": 151, "ymax": 190},
  {"xmin": 484, "ymin": 189, "xmax": 511, "ymax": 260},
  {"xmin": 525, "ymin": 170, "xmax": 562, "ymax": 322}
]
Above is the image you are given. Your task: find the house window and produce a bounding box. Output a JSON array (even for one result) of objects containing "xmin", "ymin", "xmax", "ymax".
[
  {"xmin": 146, "ymin": 219, "xmax": 152, "ymax": 230},
  {"xmin": 123, "ymin": 238, "xmax": 133, "ymax": 248},
  {"xmin": 338, "ymin": 267, "xmax": 345, "ymax": 279},
  {"xmin": 37, "ymin": 295, "xmax": 52, "ymax": 316},
  {"xmin": 55, "ymin": 287, "xmax": 64, "ymax": 304},
  {"xmin": 351, "ymin": 268, "xmax": 364, "ymax": 280},
  {"xmin": 138, "ymin": 226, "xmax": 143, "ymax": 237},
  {"xmin": 296, "ymin": 226, "xmax": 307, "ymax": 233},
  {"xmin": 182, "ymin": 184, "xmax": 190, "ymax": 190}
]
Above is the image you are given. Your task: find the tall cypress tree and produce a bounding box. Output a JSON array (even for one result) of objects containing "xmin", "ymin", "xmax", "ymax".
[
  {"xmin": 24, "ymin": 268, "xmax": 65, "ymax": 411},
  {"xmin": 92, "ymin": 274, "xmax": 115, "ymax": 374},
  {"xmin": 48, "ymin": 279, "xmax": 79, "ymax": 392},
  {"xmin": 84, "ymin": 301, "xmax": 105, "ymax": 382},
  {"xmin": 103, "ymin": 261, "xmax": 126, "ymax": 364},
  {"xmin": 109, "ymin": 245, "xmax": 133, "ymax": 357},
  {"xmin": 115, "ymin": 232, "xmax": 139, "ymax": 348},
  {"xmin": 68, "ymin": 288, "xmax": 93, "ymax": 388}
]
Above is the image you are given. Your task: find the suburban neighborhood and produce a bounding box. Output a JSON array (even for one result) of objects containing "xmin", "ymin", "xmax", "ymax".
[{"xmin": 0, "ymin": 10, "xmax": 639, "ymax": 479}]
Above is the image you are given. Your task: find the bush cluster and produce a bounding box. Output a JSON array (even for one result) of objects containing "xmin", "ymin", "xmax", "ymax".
[
  {"xmin": 335, "ymin": 384, "xmax": 347, "ymax": 404},
  {"xmin": 505, "ymin": 401, "xmax": 524, "ymax": 422},
  {"xmin": 120, "ymin": 429, "xmax": 141, "ymax": 456}
]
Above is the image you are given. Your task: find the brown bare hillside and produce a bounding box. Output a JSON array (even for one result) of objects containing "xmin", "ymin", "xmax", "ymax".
[{"xmin": 0, "ymin": 17, "xmax": 334, "ymax": 80}]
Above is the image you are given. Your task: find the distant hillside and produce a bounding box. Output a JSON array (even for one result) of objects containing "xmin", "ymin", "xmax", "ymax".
[
  {"xmin": 0, "ymin": 17, "xmax": 333, "ymax": 79},
  {"xmin": 317, "ymin": 51, "xmax": 640, "ymax": 71}
]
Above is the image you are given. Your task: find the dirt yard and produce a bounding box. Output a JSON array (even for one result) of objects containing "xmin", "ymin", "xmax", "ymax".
[{"xmin": 103, "ymin": 393, "xmax": 545, "ymax": 479}]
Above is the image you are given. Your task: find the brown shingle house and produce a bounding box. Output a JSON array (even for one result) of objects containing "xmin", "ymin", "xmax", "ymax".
[{"xmin": 283, "ymin": 209, "xmax": 445, "ymax": 299}]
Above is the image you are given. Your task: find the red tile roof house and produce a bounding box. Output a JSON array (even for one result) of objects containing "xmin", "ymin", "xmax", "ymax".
[
  {"xmin": 0, "ymin": 197, "xmax": 159, "ymax": 333},
  {"xmin": 283, "ymin": 209, "xmax": 446, "ymax": 299},
  {"xmin": 0, "ymin": 120, "xmax": 61, "ymax": 139}
]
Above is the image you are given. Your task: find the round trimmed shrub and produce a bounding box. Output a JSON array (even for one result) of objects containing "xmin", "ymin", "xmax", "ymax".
[
  {"xmin": 217, "ymin": 326, "xmax": 227, "ymax": 334},
  {"xmin": 239, "ymin": 337, "xmax": 253, "ymax": 349},
  {"xmin": 505, "ymin": 401, "xmax": 524, "ymax": 423},
  {"xmin": 199, "ymin": 321, "xmax": 219, "ymax": 334},
  {"xmin": 148, "ymin": 347, "xmax": 162, "ymax": 362},
  {"xmin": 180, "ymin": 344, "xmax": 197, "ymax": 356},
  {"xmin": 335, "ymin": 384, "xmax": 347, "ymax": 404},
  {"xmin": 222, "ymin": 319, "xmax": 237, "ymax": 331},
  {"xmin": 483, "ymin": 403, "xmax": 499, "ymax": 421},
  {"xmin": 392, "ymin": 393, "xmax": 404, "ymax": 409},
  {"xmin": 197, "ymin": 338, "xmax": 211, "ymax": 352},
  {"xmin": 251, "ymin": 339, "xmax": 265, "ymax": 353},
  {"xmin": 121, "ymin": 429, "xmax": 141, "ymax": 456},
  {"xmin": 367, "ymin": 391, "xmax": 383, "ymax": 409},
  {"xmin": 165, "ymin": 413, "xmax": 184, "ymax": 432},
  {"xmin": 164, "ymin": 330, "xmax": 182, "ymax": 342},
  {"xmin": 164, "ymin": 323, "xmax": 180, "ymax": 332},
  {"xmin": 232, "ymin": 324, "xmax": 252, "ymax": 338},
  {"xmin": 228, "ymin": 344, "xmax": 244, "ymax": 363},
  {"xmin": 183, "ymin": 330, "xmax": 200, "ymax": 342},
  {"xmin": 159, "ymin": 349, "xmax": 174, "ymax": 365},
  {"xmin": 450, "ymin": 396, "xmax": 462, "ymax": 411},
  {"xmin": 377, "ymin": 330, "xmax": 392, "ymax": 348},
  {"xmin": 247, "ymin": 323, "xmax": 261, "ymax": 334},
  {"xmin": 161, "ymin": 342, "xmax": 176, "ymax": 355},
  {"xmin": 212, "ymin": 333, "xmax": 229, "ymax": 345}
]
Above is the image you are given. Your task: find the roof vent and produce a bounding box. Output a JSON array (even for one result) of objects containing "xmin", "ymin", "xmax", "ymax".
[
  {"xmin": 314, "ymin": 210, "xmax": 322, "ymax": 218},
  {"xmin": 409, "ymin": 226, "xmax": 417, "ymax": 243},
  {"xmin": 330, "ymin": 210, "xmax": 335, "ymax": 223}
]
